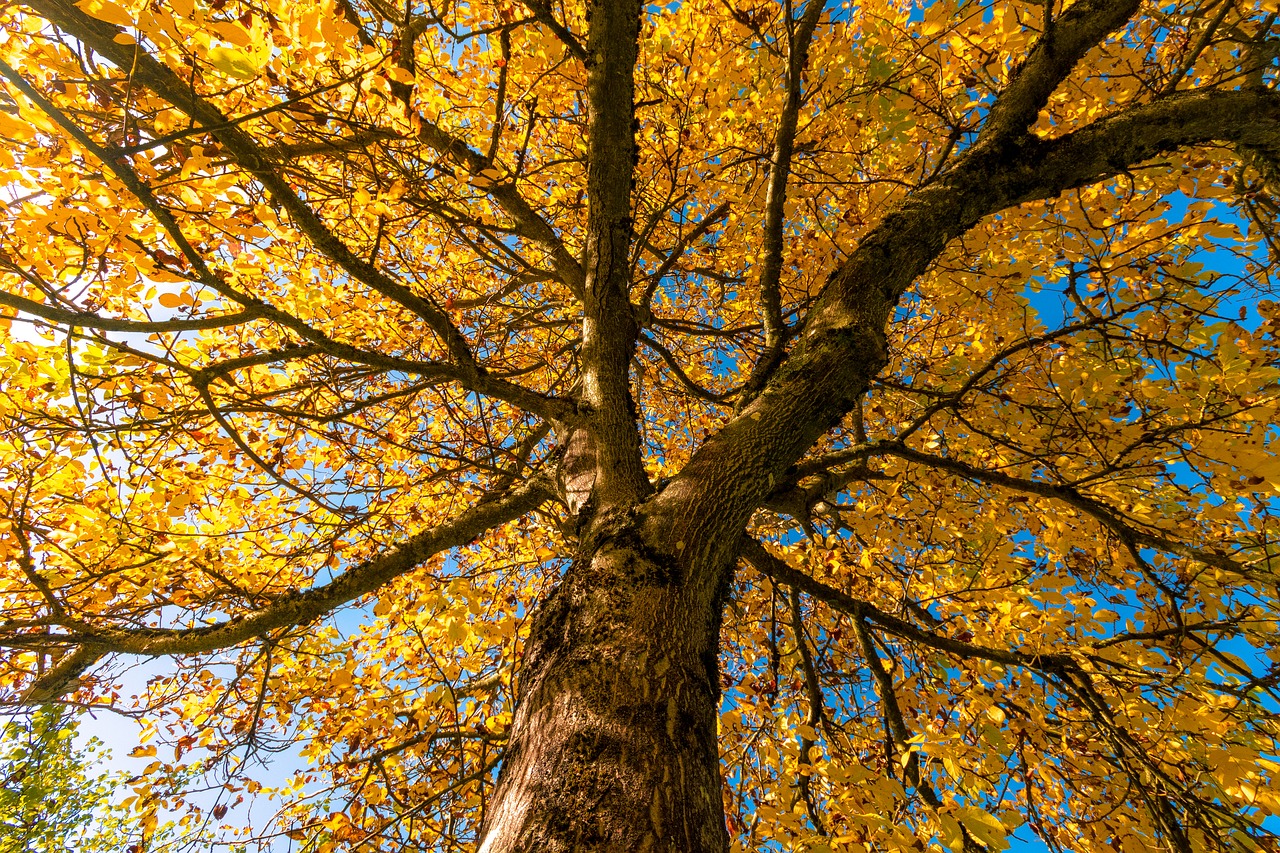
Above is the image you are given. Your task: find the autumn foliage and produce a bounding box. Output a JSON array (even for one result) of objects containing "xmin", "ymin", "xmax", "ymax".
[{"xmin": 2, "ymin": 0, "xmax": 1280, "ymax": 850}]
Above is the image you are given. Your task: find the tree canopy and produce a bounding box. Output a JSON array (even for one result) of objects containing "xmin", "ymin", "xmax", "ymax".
[
  {"xmin": 0, "ymin": 706, "xmax": 147, "ymax": 852},
  {"xmin": 1, "ymin": 0, "xmax": 1280, "ymax": 850}
]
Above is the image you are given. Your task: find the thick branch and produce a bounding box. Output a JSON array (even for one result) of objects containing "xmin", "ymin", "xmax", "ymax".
[
  {"xmin": 974, "ymin": 0, "xmax": 1143, "ymax": 147},
  {"xmin": 15, "ymin": 477, "xmax": 552, "ymax": 701},
  {"xmin": 26, "ymin": 0, "xmax": 478, "ymax": 360},
  {"xmin": 646, "ymin": 87, "xmax": 1280, "ymax": 578},
  {"xmin": 574, "ymin": 0, "xmax": 649, "ymax": 509},
  {"xmin": 22, "ymin": 646, "xmax": 104, "ymax": 704},
  {"xmin": 0, "ymin": 37, "xmax": 567, "ymax": 421},
  {"xmin": 0, "ymin": 289, "xmax": 261, "ymax": 333}
]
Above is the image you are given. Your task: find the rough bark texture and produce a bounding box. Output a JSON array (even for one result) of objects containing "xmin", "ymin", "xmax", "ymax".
[
  {"xmin": 575, "ymin": 0, "xmax": 650, "ymax": 511},
  {"xmin": 477, "ymin": 0, "xmax": 726, "ymax": 846},
  {"xmin": 478, "ymin": 515, "xmax": 728, "ymax": 853}
]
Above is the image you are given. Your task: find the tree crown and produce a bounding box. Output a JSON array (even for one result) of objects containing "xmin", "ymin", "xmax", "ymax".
[{"xmin": 1, "ymin": 0, "xmax": 1279, "ymax": 849}]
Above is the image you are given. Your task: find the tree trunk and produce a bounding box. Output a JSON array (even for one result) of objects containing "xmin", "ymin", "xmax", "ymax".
[{"xmin": 478, "ymin": 516, "xmax": 730, "ymax": 853}]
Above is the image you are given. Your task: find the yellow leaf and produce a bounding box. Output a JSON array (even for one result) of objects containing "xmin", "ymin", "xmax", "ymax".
[
  {"xmin": 957, "ymin": 806, "xmax": 1009, "ymax": 851},
  {"xmin": 387, "ymin": 66, "xmax": 416, "ymax": 85},
  {"xmin": 209, "ymin": 20, "xmax": 252, "ymax": 47},
  {"xmin": 207, "ymin": 45, "xmax": 260, "ymax": 81},
  {"xmin": 74, "ymin": 0, "xmax": 134, "ymax": 27},
  {"xmin": 938, "ymin": 813, "xmax": 964, "ymax": 852}
]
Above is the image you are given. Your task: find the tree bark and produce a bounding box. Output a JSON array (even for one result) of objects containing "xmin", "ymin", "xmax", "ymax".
[{"xmin": 478, "ymin": 513, "xmax": 729, "ymax": 853}]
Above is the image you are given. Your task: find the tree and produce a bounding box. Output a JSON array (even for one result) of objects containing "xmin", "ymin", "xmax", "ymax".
[
  {"xmin": 0, "ymin": 0, "xmax": 1279, "ymax": 849},
  {"xmin": 0, "ymin": 706, "xmax": 139, "ymax": 851}
]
